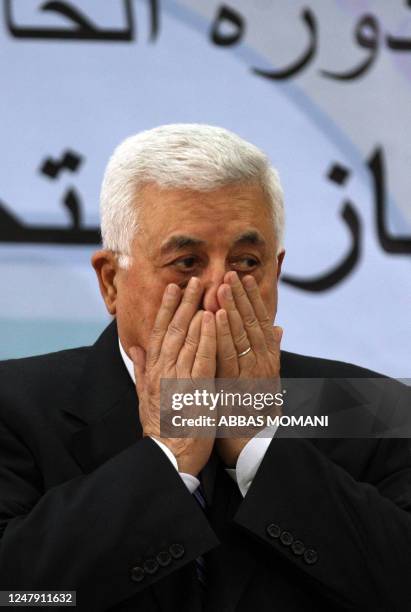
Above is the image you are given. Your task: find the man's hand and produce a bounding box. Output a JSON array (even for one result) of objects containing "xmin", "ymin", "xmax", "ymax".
[
  {"xmin": 216, "ymin": 272, "xmax": 282, "ymax": 379},
  {"xmin": 130, "ymin": 277, "xmax": 216, "ymax": 476},
  {"xmin": 215, "ymin": 272, "xmax": 283, "ymax": 467}
]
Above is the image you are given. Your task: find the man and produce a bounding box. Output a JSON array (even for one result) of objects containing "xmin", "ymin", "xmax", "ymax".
[{"xmin": 0, "ymin": 124, "xmax": 410, "ymax": 611}]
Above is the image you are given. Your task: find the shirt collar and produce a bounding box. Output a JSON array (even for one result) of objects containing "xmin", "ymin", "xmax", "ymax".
[{"xmin": 118, "ymin": 339, "xmax": 136, "ymax": 384}]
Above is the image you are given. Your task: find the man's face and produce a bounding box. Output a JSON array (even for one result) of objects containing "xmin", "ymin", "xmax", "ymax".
[{"xmin": 93, "ymin": 181, "xmax": 284, "ymax": 354}]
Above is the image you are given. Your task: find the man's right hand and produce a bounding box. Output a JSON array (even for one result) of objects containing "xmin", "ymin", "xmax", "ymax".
[{"xmin": 130, "ymin": 277, "xmax": 216, "ymax": 476}]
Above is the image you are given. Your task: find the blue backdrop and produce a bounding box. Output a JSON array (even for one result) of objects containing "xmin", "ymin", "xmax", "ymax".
[{"xmin": 1, "ymin": 0, "xmax": 410, "ymax": 377}]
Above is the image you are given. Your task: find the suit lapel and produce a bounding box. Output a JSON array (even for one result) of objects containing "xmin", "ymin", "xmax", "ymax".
[{"xmin": 63, "ymin": 320, "xmax": 141, "ymax": 473}]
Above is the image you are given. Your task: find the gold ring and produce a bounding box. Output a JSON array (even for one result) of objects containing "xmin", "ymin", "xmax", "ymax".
[{"xmin": 237, "ymin": 346, "xmax": 251, "ymax": 358}]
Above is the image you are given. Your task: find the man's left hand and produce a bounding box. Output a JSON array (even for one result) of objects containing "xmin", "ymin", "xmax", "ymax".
[
  {"xmin": 214, "ymin": 271, "xmax": 283, "ymax": 466},
  {"xmin": 215, "ymin": 271, "xmax": 282, "ymax": 379}
]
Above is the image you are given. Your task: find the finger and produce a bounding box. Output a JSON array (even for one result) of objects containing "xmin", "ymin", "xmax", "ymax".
[
  {"xmin": 225, "ymin": 272, "xmax": 267, "ymax": 353},
  {"xmin": 216, "ymin": 309, "xmax": 239, "ymax": 376},
  {"xmin": 192, "ymin": 311, "xmax": 216, "ymax": 378},
  {"xmin": 129, "ymin": 345, "xmax": 146, "ymax": 394},
  {"xmin": 272, "ymin": 326, "xmax": 283, "ymax": 351},
  {"xmin": 242, "ymin": 274, "xmax": 277, "ymax": 351},
  {"xmin": 162, "ymin": 276, "xmax": 204, "ymax": 362},
  {"xmin": 176, "ymin": 310, "xmax": 203, "ymax": 375},
  {"xmin": 270, "ymin": 326, "xmax": 283, "ymax": 373},
  {"xmin": 217, "ymin": 283, "xmax": 254, "ymax": 356},
  {"xmin": 147, "ymin": 283, "xmax": 181, "ymax": 365}
]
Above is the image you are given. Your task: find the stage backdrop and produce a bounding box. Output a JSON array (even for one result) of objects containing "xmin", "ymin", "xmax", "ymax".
[{"xmin": 0, "ymin": 0, "xmax": 410, "ymax": 377}]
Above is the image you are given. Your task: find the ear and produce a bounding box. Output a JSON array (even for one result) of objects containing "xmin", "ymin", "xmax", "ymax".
[
  {"xmin": 91, "ymin": 250, "xmax": 119, "ymax": 315},
  {"xmin": 276, "ymin": 249, "xmax": 285, "ymax": 280}
]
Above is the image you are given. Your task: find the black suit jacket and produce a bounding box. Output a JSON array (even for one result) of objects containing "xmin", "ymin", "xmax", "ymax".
[{"xmin": 0, "ymin": 321, "xmax": 410, "ymax": 611}]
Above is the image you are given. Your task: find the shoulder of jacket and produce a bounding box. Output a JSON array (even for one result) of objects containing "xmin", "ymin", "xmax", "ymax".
[{"xmin": 280, "ymin": 349, "xmax": 385, "ymax": 378}]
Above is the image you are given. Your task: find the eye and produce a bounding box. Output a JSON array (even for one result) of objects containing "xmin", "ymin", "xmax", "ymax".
[
  {"xmin": 231, "ymin": 256, "xmax": 260, "ymax": 273},
  {"xmin": 173, "ymin": 256, "xmax": 199, "ymax": 272}
]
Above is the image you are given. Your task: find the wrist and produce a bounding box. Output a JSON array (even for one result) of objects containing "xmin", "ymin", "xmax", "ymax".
[
  {"xmin": 176, "ymin": 455, "xmax": 200, "ymax": 477},
  {"xmin": 216, "ymin": 438, "xmax": 250, "ymax": 468}
]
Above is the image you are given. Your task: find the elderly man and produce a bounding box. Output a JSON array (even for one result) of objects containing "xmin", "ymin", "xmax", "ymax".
[{"xmin": 0, "ymin": 124, "xmax": 410, "ymax": 611}]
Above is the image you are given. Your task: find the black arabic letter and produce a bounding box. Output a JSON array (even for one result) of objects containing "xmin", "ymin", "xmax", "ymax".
[
  {"xmin": 210, "ymin": 4, "xmax": 244, "ymax": 46},
  {"xmin": 321, "ymin": 14, "xmax": 380, "ymax": 81},
  {"xmin": 148, "ymin": 0, "xmax": 160, "ymax": 42},
  {"xmin": 63, "ymin": 188, "xmax": 82, "ymax": 230},
  {"xmin": 281, "ymin": 203, "xmax": 361, "ymax": 292},
  {"xmin": 41, "ymin": 1, "xmax": 98, "ymax": 34},
  {"xmin": 328, "ymin": 163, "xmax": 351, "ymax": 186},
  {"xmin": 386, "ymin": 0, "xmax": 411, "ymax": 50},
  {"xmin": 252, "ymin": 8, "xmax": 317, "ymax": 80},
  {"xmin": 5, "ymin": 0, "xmax": 135, "ymax": 42},
  {"xmin": 0, "ymin": 201, "xmax": 26, "ymax": 242},
  {"xmin": 367, "ymin": 148, "xmax": 411, "ymax": 254},
  {"xmin": 41, "ymin": 150, "xmax": 83, "ymax": 179},
  {"xmin": 386, "ymin": 34, "xmax": 411, "ymax": 52},
  {"xmin": 0, "ymin": 199, "xmax": 100, "ymax": 245}
]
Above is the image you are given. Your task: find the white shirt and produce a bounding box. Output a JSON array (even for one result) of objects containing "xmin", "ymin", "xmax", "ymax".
[{"xmin": 119, "ymin": 340, "xmax": 277, "ymax": 497}]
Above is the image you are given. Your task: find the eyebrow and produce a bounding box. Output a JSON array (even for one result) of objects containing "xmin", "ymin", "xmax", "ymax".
[
  {"xmin": 160, "ymin": 235, "xmax": 206, "ymax": 255},
  {"xmin": 159, "ymin": 229, "xmax": 266, "ymax": 256},
  {"xmin": 232, "ymin": 230, "xmax": 266, "ymax": 248}
]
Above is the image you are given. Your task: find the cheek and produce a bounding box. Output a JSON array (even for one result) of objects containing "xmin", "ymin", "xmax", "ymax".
[
  {"xmin": 118, "ymin": 275, "xmax": 160, "ymax": 324},
  {"xmin": 260, "ymin": 280, "xmax": 278, "ymax": 318},
  {"xmin": 129, "ymin": 281, "xmax": 164, "ymax": 315}
]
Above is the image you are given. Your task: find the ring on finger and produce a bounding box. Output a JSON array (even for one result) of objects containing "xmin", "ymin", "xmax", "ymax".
[{"xmin": 237, "ymin": 346, "xmax": 251, "ymax": 358}]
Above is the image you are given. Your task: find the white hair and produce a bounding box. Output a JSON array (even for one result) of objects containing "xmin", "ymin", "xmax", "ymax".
[{"xmin": 100, "ymin": 124, "xmax": 285, "ymax": 268}]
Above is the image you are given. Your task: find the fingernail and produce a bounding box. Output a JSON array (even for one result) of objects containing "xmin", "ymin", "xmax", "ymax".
[
  {"xmin": 189, "ymin": 276, "xmax": 200, "ymax": 289},
  {"xmin": 167, "ymin": 283, "xmax": 180, "ymax": 297},
  {"xmin": 243, "ymin": 276, "xmax": 256, "ymax": 289},
  {"xmin": 217, "ymin": 309, "xmax": 227, "ymax": 323}
]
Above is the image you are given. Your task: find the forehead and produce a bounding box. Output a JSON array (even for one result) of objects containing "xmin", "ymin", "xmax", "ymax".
[{"xmin": 137, "ymin": 182, "xmax": 276, "ymax": 249}]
